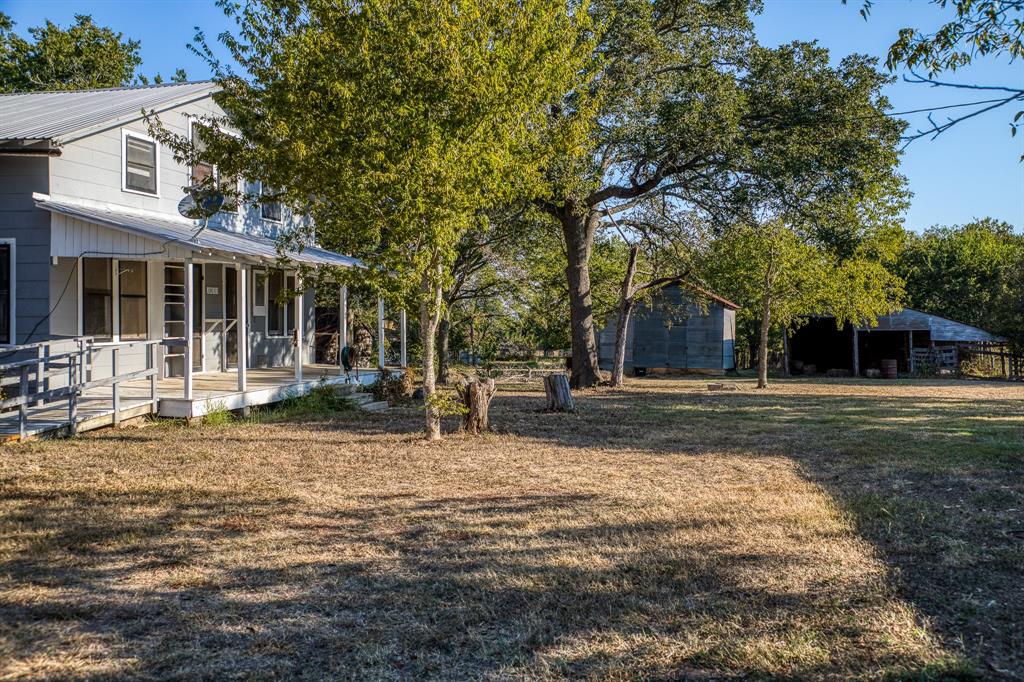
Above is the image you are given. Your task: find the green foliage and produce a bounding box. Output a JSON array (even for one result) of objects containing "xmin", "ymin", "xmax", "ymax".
[
  {"xmin": 201, "ymin": 402, "xmax": 234, "ymax": 426},
  {"xmin": 260, "ymin": 382, "xmax": 358, "ymax": 421},
  {"xmin": 705, "ymin": 220, "xmax": 904, "ymax": 381},
  {"xmin": 160, "ymin": 0, "xmax": 595, "ymax": 437},
  {"xmin": 367, "ymin": 371, "xmax": 414, "ymax": 406},
  {"xmin": 879, "ymin": 0, "xmax": 1023, "ymax": 74},
  {"xmin": 0, "ymin": 13, "xmax": 142, "ymax": 92},
  {"xmin": 896, "ymin": 218, "xmax": 1024, "ymax": 350}
]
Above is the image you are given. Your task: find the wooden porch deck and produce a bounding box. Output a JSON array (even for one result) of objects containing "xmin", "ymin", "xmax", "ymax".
[{"xmin": 0, "ymin": 364, "xmax": 388, "ymax": 441}]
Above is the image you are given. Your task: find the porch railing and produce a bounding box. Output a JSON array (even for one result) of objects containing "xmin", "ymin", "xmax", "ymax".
[{"xmin": 0, "ymin": 337, "xmax": 175, "ymax": 440}]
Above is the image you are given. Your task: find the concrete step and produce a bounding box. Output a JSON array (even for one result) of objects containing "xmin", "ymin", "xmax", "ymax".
[{"xmin": 360, "ymin": 400, "xmax": 390, "ymax": 412}]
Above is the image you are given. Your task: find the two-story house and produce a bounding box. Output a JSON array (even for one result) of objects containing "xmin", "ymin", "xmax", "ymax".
[{"xmin": 0, "ymin": 81, "xmax": 402, "ymax": 437}]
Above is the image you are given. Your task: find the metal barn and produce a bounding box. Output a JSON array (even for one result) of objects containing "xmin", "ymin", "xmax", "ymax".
[
  {"xmin": 786, "ymin": 308, "xmax": 1006, "ymax": 376},
  {"xmin": 597, "ymin": 284, "xmax": 738, "ymax": 375}
]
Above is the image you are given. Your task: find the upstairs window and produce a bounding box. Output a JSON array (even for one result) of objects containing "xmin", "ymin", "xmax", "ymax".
[
  {"xmin": 122, "ymin": 131, "xmax": 159, "ymax": 196},
  {"xmin": 189, "ymin": 121, "xmax": 215, "ymax": 187},
  {"xmin": 260, "ymin": 183, "xmax": 282, "ymax": 222}
]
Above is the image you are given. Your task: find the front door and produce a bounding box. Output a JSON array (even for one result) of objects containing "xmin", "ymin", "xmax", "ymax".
[{"xmin": 203, "ymin": 264, "xmax": 225, "ymax": 372}]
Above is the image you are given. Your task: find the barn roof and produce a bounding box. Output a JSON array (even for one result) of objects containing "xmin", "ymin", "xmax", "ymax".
[
  {"xmin": 0, "ymin": 81, "xmax": 218, "ymax": 144},
  {"xmin": 856, "ymin": 308, "xmax": 1005, "ymax": 343}
]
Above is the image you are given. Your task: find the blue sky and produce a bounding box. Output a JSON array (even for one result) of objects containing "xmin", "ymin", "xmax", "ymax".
[{"xmin": 4, "ymin": 0, "xmax": 1022, "ymax": 231}]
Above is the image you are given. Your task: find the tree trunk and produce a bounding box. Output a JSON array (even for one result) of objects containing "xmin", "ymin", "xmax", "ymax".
[
  {"xmin": 757, "ymin": 289, "xmax": 772, "ymax": 389},
  {"xmin": 610, "ymin": 245, "xmax": 639, "ymax": 388},
  {"xmin": 420, "ymin": 266, "xmax": 443, "ymax": 440},
  {"xmin": 561, "ymin": 206, "xmax": 603, "ymax": 389},
  {"xmin": 544, "ymin": 373, "xmax": 575, "ymax": 411},
  {"xmin": 457, "ymin": 376, "xmax": 496, "ymax": 434},
  {"xmin": 437, "ymin": 314, "xmax": 451, "ymax": 385}
]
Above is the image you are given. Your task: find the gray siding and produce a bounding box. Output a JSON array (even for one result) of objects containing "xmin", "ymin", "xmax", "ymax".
[
  {"xmin": 48, "ymin": 96, "xmax": 310, "ymax": 239},
  {"xmin": 0, "ymin": 156, "xmax": 51, "ymax": 343},
  {"xmin": 598, "ymin": 285, "xmax": 733, "ymax": 373}
]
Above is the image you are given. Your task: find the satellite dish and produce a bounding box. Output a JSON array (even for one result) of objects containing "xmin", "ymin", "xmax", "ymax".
[{"xmin": 177, "ymin": 186, "xmax": 225, "ymax": 220}]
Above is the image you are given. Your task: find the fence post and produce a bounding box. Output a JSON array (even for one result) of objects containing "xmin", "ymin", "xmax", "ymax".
[
  {"xmin": 19, "ymin": 365, "xmax": 28, "ymax": 440},
  {"xmin": 112, "ymin": 346, "xmax": 120, "ymax": 426}
]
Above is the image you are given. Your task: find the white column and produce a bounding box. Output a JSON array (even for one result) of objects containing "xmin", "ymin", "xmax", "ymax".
[
  {"xmin": 377, "ymin": 296, "xmax": 386, "ymax": 369},
  {"xmin": 237, "ymin": 264, "xmax": 248, "ymax": 392},
  {"xmin": 294, "ymin": 279, "xmax": 304, "ymax": 382},
  {"xmin": 183, "ymin": 260, "xmax": 194, "ymax": 400},
  {"xmin": 399, "ymin": 309, "xmax": 407, "ymax": 368}
]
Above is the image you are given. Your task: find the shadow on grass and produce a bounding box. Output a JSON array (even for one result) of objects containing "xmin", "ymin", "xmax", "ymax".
[
  {"xmin": 0, "ymin": 484, "xmax": 965, "ymax": 679},
  {"xmin": 486, "ymin": 381, "xmax": 1024, "ymax": 677}
]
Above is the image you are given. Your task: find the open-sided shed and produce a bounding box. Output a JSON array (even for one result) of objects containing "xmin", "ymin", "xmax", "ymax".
[{"xmin": 787, "ymin": 308, "xmax": 1006, "ymax": 376}]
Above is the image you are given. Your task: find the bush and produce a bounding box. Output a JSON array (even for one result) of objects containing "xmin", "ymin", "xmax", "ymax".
[
  {"xmin": 368, "ymin": 371, "xmax": 414, "ymax": 406},
  {"xmin": 258, "ymin": 381, "xmax": 358, "ymax": 421}
]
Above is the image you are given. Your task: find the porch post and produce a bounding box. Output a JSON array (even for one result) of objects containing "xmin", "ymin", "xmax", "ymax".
[
  {"xmin": 339, "ymin": 284, "xmax": 348, "ymax": 376},
  {"xmin": 184, "ymin": 260, "xmax": 194, "ymax": 400},
  {"xmin": 399, "ymin": 309, "xmax": 407, "ymax": 368},
  {"xmin": 237, "ymin": 264, "xmax": 248, "ymax": 392},
  {"xmin": 294, "ymin": 278, "xmax": 304, "ymax": 382},
  {"xmin": 377, "ymin": 296, "xmax": 386, "ymax": 370}
]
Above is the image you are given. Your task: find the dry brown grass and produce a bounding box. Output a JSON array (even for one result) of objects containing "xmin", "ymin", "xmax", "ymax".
[{"xmin": 1, "ymin": 376, "xmax": 1021, "ymax": 680}]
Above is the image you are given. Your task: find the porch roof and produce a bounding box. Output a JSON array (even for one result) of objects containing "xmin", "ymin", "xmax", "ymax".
[{"xmin": 35, "ymin": 195, "xmax": 362, "ymax": 269}]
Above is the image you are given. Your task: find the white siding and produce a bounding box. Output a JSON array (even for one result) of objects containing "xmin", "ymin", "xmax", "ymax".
[
  {"xmin": 48, "ymin": 95, "xmax": 311, "ymax": 240},
  {"xmin": 50, "ymin": 213, "xmax": 192, "ymax": 260}
]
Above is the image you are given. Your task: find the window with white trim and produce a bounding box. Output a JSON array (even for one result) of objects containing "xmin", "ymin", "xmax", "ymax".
[
  {"xmin": 267, "ymin": 268, "xmax": 286, "ymax": 336},
  {"xmin": 118, "ymin": 261, "xmax": 148, "ymax": 340},
  {"xmin": 82, "ymin": 258, "xmax": 149, "ymax": 341},
  {"xmin": 260, "ymin": 183, "xmax": 282, "ymax": 222},
  {"xmin": 122, "ymin": 131, "xmax": 159, "ymax": 195},
  {"xmin": 82, "ymin": 258, "xmax": 113, "ymax": 341}
]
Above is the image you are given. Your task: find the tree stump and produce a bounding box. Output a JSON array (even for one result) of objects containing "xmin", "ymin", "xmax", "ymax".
[
  {"xmin": 457, "ymin": 376, "xmax": 497, "ymax": 434},
  {"xmin": 543, "ymin": 373, "xmax": 575, "ymax": 412}
]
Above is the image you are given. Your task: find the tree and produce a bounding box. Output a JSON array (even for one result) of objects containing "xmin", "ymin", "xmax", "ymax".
[
  {"xmin": 855, "ymin": 0, "xmax": 1024, "ymax": 146},
  {"xmin": 536, "ymin": 0, "xmax": 908, "ymax": 389},
  {"xmin": 0, "ymin": 13, "xmax": 142, "ymax": 92},
  {"xmin": 604, "ymin": 203, "xmax": 705, "ymax": 387},
  {"xmin": 896, "ymin": 218, "xmax": 1024, "ymax": 349},
  {"xmin": 167, "ymin": 0, "xmax": 593, "ymax": 440},
  {"xmin": 706, "ymin": 220, "xmax": 903, "ymax": 388}
]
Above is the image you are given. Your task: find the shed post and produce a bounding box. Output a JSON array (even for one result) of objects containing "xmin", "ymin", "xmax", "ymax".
[
  {"xmin": 377, "ymin": 297, "xmax": 386, "ymax": 370},
  {"xmin": 782, "ymin": 330, "xmax": 790, "ymax": 377},
  {"xmin": 183, "ymin": 261, "xmax": 194, "ymax": 401},
  {"xmin": 907, "ymin": 330, "xmax": 914, "ymax": 373},
  {"xmin": 237, "ymin": 264, "xmax": 248, "ymax": 392},
  {"xmin": 852, "ymin": 326, "xmax": 860, "ymax": 377}
]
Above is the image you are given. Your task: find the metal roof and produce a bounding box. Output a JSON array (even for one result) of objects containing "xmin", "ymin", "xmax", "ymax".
[
  {"xmin": 856, "ymin": 308, "xmax": 1005, "ymax": 343},
  {"xmin": 0, "ymin": 82, "xmax": 219, "ymax": 143},
  {"xmin": 35, "ymin": 196, "xmax": 362, "ymax": 269}
]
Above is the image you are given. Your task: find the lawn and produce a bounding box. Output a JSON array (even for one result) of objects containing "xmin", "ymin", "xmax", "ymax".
[{"xmin": 1, "ymin": 377, "xmax": 1021, "ymax": 680}]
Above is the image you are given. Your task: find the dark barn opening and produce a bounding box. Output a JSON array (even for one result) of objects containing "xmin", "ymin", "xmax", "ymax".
[{"xmin": 787, "ymin": 318, "xmax": 853, "ymax": 374}]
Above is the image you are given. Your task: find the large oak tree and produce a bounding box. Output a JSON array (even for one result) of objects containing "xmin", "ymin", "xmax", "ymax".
[{"xmin": 537, "ymin": 0, "xmax": 906, "ymax": 388}]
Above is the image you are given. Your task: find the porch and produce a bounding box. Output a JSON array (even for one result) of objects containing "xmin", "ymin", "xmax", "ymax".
[{"xmin": 0, "ymin": 341, "xmax": 395, "ymax": 441}]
